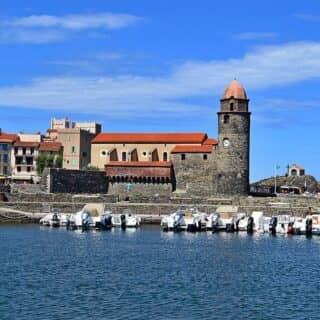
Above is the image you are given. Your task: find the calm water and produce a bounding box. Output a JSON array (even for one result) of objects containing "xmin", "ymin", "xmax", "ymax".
[{"xmin": 0, "ymin": 225, "xmax": 320, "ymax": 320}]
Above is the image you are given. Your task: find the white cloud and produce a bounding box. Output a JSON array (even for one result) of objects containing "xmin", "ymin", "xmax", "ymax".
[
  {"xmin": 232, "ymin": 32, "xmax": 278, "ymax": 40},
  {"xmin": 0, "ymin": 12, "xmax": 142, "ymax": 44},
  {"xmin": 0, "ymin": 28, "xmax": 66, "ymax": 44},
  {"xmin": 7, "ymin": 13, "xmax": 142, "ymax": 30},
  {"xmin": 0, "ymin": 42, "xmax": 320, "ymax": 118}
]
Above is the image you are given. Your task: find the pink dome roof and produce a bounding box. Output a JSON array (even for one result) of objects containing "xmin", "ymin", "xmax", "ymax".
[{"xmin": 222, "ymin": 80, "xmax": 247, "ymax": 99}]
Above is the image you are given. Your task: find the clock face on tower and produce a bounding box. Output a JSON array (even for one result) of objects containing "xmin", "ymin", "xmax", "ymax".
[{"xmin": 223, "ymin": 138, "xmax": 230, "ymax": 147}]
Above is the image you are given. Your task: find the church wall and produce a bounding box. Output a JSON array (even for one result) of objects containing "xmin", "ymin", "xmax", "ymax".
[{"xmin": 171, "ymin": 152, "xmax": 215, "ymax": 196}]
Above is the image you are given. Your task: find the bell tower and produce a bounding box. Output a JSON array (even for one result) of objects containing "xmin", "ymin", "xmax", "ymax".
[{"xmin": 215, "ymin": 80, "xmax": 251, "ymax": 195}]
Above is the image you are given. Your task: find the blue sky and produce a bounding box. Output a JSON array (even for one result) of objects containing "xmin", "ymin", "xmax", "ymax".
[{"xmin": 0, "ymin": 0, "xmax": 320, "ymax": 182}]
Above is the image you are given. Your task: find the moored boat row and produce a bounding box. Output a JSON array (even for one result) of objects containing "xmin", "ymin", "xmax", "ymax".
[
  {"xmin": 160, "ymin": 206, "xmax": 320, "ymax": 236},
  {"xmin": 40, "ymin": 205, "xmax": 141, "ymax": 231}
]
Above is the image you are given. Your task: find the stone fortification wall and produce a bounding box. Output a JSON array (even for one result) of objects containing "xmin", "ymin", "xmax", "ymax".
[
  {"xmin": 3, "ymin": 194, "xmax": 320, "ymax": 222},
  {"xmin": 107, "ymin": 182, "xmax": 172, "ymax": 202},
  {"xmin": 46, "ymin": 168, "xmax": 108, "ymax": 193},
  {"xmin": 171, "ymin": 153, "xmax": 215, "ymax": 196}
]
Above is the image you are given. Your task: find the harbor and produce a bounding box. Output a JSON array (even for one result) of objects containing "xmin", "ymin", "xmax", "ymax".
[{"xmin": 1, "ymin": 223, "xmax": 320, "ymax": 320}]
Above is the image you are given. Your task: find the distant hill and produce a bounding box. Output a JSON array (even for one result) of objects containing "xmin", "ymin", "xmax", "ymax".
[{"xmin": 251, "ymin": 175, "xmax": 320, "ymax": 193}]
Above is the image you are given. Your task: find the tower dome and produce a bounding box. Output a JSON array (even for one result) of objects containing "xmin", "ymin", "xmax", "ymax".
[{"xmin": 222, "ymin": 80, "xmax": 247, "ymax": 100}]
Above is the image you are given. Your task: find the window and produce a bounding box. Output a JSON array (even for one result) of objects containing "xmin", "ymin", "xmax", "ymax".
[
  {"xmin": 3, "ymin": 154, "xmax": 8, "ymax": 163},
  {"xmin": 223, "ymin": 115, "xmax": 230, "ymax": 124},
  {"xmin": 22, "ymin": 148, "xmax": 26, "ymax": 155},
  {"xmin": 3, "ymin": 166, "xmax": 7, "ymax": 175},
  {"xmin": 30, "ymin": 148, "xmax": 34, "ymax": 155},
  {"xmin": 203, "ymin": 154, "xmax": 208, "ymax": 160},
  {"xmin": 100, "ymin": 150, "xmax": 107, "ymax": 157},
  {"xmin": 230, "ymin": 103, "xmax": 234, "ymax": 111},
  {"xmin": 27, "ymin": 167, "xmax": 31, "ymax": 172},
  {"xmin": 163, "ymin": 152, "xmax": 168, "ymax": 162},
  {"xmin": 0, "ymin": 144, "xmax": 8, "ymax": 151},
  {"xmin": 71, "ymin": 146, "xmax": 76, "ymax": 153},
  {"xmin": 181, "ymin": 154, "xmax": 186, "ymax": 160},
  {"xmin": 122, "ymin": 152, "xmax": 127, "ymax": 161},
  {"xmin": 17, "ymin": 166, "xmax": 21, "ymax": 172},
  {"xmin": 71, "ymin": 159, "xmax": 77, "ymax": 166}
]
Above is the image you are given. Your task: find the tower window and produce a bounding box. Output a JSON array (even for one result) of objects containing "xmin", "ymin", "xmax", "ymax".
[
  {"xmin": 163, "ymin": 152, "xmax": 168, "ymax": 161},
  {"xmin": 203, "ymin": 154, "xmax": 208, "ymax": 160},
  {"xmin": 181, "ymin": 154, "xmax": 186, "ymax": 160},
  {"xmin": 230, "ymin": 103, "xmax": 234, "ymax": 111},
  {"xmin": 223, "ymin": 115, "xmax": 230, "ymax": 124}
]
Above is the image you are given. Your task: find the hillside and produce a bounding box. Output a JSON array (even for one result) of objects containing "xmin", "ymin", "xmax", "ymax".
[{"xmin": 251, "ymin": 175, "xmax": 320, "ymax": 193}]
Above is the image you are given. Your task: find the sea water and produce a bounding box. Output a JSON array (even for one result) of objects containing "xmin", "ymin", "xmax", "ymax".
[{"xmin": 0, "ymin": 225, "xmax": 319, "ymax": 320}]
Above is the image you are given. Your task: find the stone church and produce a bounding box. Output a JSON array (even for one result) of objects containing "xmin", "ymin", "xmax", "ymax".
[{"xmin": 91, "ymin": 80, "xmax": 251, "ymax": 196}]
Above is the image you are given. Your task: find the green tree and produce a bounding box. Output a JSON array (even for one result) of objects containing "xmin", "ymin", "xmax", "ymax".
[
  {"xmin": 54, "ymin": 155, "xmax": 63, "ymax": 168},
  {"xmin": 36, "ymin": 153, "xmax": 63, "ymax": 175}
]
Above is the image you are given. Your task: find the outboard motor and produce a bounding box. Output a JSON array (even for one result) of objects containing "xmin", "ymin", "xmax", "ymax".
[
  {"xmin": 102, "ymin": 215, "xmax": 112, "ymax": 230},
  {"xmin": 269, "ymin": 216, "xmax": 277, "ymax": 234},
  {"xmin": 211, "ymin": 214, "xmax": 219, "ymax": 233},
  {"xmin": 287, "ymin": 222, "xmax": 294, "ymax": 234},
  {"xmin": 81, "ymin": 212, "xmax": 90, "ymax": 232},
  {"xmin": 226, "ymin": 223, "xmax": 235, "ymax": 233},
  {"xmin": 51, "ymin": 213, "xmax": 59, "ymax": 227},
  {"xmin": 247, "ymin": 216, "xmax": 254, "ymax": 233},
  {"xmin": 306, "ymin": 218, "xmax": 312, "ymax": 237},
  {"xmin": 66, "ymin": 217, "xmax": 71, "ymax": 230},
  {"xmin": 120, "ymin": 214, "xmax": 126, "ymax": 230}
]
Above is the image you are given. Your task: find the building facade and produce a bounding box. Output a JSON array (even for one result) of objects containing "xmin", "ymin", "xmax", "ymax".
[
  {"xmin": 47, "ymin": 118, "xmax": 101, "ymax": 170},
  {"xmin": 91, "ymin": 80, "xmax": 251, "ymax": 196},
  {"xmin": 0, "ymin": 131, "xmax": 18, "ymax": 178}
]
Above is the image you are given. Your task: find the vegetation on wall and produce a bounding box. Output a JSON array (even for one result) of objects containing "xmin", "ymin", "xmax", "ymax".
[{"xmin": 36, "ymin": 153, "xmax": 63, "ymax": 175}]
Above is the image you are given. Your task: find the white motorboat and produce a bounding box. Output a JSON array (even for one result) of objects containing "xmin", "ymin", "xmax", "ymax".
[
  {"xmin": 161, "ymin": 211, "xmax": 185, "ymax": 232},
  {"xmin": 73, "ymin": 210, "xmax": 94, "ymax": 231},
  {"xmin": 112, "ymin": 212, "xmax": 141, "ymax": 228},
  {"xmin": 209, "ymin": 212, "xmax": 236, "ymax": 232},
  {"xmin": 251, "ymin": 211, "xmax": 265, "ymax": 232},
  {"xmin": 39, "ymin": 212, "xmax": 60, "ymax": 227},
  {"xmin": 292, "ymin": 217, "xmax": 308, "ymax": 235},
  {"xmin": 183, "ymin": 208, "xmax": 207, "ymax": 232},
  {"xmin": 269, "ymin": 215, "xmax": 295, "ymax": 234},
  {"xmin": 236, "ymin": 214, "xmax": 254, "ymax": 232},
  {"xmin": 310, "ymin": 213, "xmax": 320, "ymax": 235}
]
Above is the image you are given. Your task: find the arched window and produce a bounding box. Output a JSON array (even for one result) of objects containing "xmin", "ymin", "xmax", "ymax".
[
  {"xmin": 230, "ymin": 103, "xmax": 234, "ymax": 111},
  {"xmin": 122, "ymin": 152, "xmax": 126, "ymax": 161},
  {"xmin": 223, "ymin": 115, "xmax": 230, "ymax": 124}
]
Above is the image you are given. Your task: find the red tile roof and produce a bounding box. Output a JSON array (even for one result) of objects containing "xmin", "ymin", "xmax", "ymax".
[
  {"xmin": 39, "ymin": 142, "xmax": 62, "ymax": 152},
  {"xmin": 203, "ymin": 138, "xmax": 218, "ymax": 145},
  {"xmin": 171, "ymin": 145, "xmax": 213, "ymax": 153},
  {"xmin": 106, "ymin": 161, "xmax": 172, "ymax": 168},
  {"xmin": 0, "ymin": 133, "xmax": 18, "ymax": 143},
  {"xmin": 92, "ymin": 133, "xmax": 208, "ymax": 144},
  {"xmin": 14, "ymin": 141, "xmax": 40, "ymax": 148}
]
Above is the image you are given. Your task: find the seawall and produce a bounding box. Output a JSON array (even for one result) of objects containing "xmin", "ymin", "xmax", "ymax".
[{"xmin": 1, "ymin": 192, "xmax": 320, "ymax": 224}]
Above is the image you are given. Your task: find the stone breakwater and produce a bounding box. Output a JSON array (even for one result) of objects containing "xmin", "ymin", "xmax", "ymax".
[{"xmin": 1, "ymin": 192, "xmax": 320, "ymax": 223}]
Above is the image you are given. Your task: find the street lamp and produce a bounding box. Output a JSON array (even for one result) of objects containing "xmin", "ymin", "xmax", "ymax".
[{"xmin": 274, "ymin": 165, "xmax": 280, "ymax": 195}]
